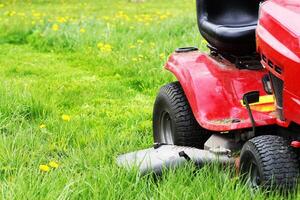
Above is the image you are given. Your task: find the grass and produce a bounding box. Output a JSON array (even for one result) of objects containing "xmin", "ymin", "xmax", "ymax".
[{"xmin": 0, "ymin": 0, "xmax": 298, "ymax": 199}]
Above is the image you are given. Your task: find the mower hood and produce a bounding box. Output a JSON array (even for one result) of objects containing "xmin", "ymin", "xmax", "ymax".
[
  {"xmin": 257, "ymin": 0, "xmax": 300, "ymax": 126},
  {"xmin": 258, "ymin": 0, "xmax": 300, "ymax": 59}
]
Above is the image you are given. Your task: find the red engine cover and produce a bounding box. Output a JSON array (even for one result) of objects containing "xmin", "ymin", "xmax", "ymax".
[
  {"xmin": 257, "ymin": 0, "xmax": 300, "ymax": 126},
  {"xmin": 165, "ymin": 52, "xmax": 276, "ymax": 132}
]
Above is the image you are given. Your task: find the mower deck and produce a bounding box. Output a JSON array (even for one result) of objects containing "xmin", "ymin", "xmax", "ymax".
[
  {"xmin": 117, "ymin": 144, "xmax": 234, "ymax": 175},
  {"xmin": 165, "ymin": 52, "xmax": 276, "ymax": 132}
]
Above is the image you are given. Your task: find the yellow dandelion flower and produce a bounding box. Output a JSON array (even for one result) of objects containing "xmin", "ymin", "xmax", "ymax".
[
  {"xmin": 150, "ymin": 42, "xmax": 155, "ymax": 47},
  {"xmin": 80, "ymin": 28, "xmax": 86, "ymax": 33},
  {"xmin": 159, "ymin": 15, "xmax": 168, "ymax": 20},
  {"xmin": 39, "ymin": 124, "xmax": 46, "ymax": 129},
  {"xmin": 103, "ymin": 16, "xmax": 110, "ymax": 21},
  {"xmin": 9, "ymin": 11, "xmax": 16, "ymax": 17},
  {"xmin": 97, "ymin": 42, "xmax": 104, "ymax": 49},
  {"xmin": 104, "ymin": 44, "xmax": 112, "ymax": 51},
  {"xmin": 39, "ymin": 164, "xmax": 50, "ymax": 172},
  {"xmin": 129, "ymin": 44, "xmax": 136, "ymax": 49},
  {"xmin": 57, "ymin": 17, "xmax": 67, "ymax": 23},
  {"xmin": 97, "ymin": 43, "xmax": 112, "ymax": 53},
  {"xmin": 52, "ymin": 24, "xmax": 59, "ymax": 31},
  {"xmin": 62, "ymin": 114, "xmax": 71, "ymax": 122},
  {"xmin": 160, "ymin": 53, "xmax": 166, "ymax": 60},
  {"xmin": 49, "ymin": 161, "xmax": 59, "ymax": 169},
  {"xmin": 137, "ymin": 40, "xmax": 144, "ymax": 44},
  {"xmin": 32, "ymin": 12, "xmax": 41, "ymax": 18}
]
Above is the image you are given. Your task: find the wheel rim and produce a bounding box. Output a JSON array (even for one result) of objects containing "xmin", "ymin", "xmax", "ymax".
[
  {"xmin": 160, "ymin": 111, "xmax": 174, "ymax": 144},
  {"xmin": 249, "ymin": 161, "xmax": 261, "ymax": 188},
  {"xmin": 244, "ymin": 160, "xmax": 261, "ymax": 189}
]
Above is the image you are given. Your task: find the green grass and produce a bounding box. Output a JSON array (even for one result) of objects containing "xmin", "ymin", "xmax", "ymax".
[{"xmin": 0, "ymin": 0, "xmax": 298, "ymax": 199}]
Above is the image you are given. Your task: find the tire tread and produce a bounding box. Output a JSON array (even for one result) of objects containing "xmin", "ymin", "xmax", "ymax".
[
  {"xmin": 154, "ymin": 81, "xmax": 210, "ymax": 148},
  {"xmin": 241, "ymin": 135, "xmax": 299, "ymax": 190}
]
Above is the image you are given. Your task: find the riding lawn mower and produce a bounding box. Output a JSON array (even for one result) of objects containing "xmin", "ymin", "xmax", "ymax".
[{"xmin": 117, "ymin": 0, "xmax": 300, "ymax": 191}]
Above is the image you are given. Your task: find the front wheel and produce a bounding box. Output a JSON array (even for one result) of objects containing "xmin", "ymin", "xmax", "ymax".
[
  {"xmin": 240, "ymin": 135, "xmax": 299, "ymax": 191},
  {"xmin": 152, "ymin": 82, "xmax": 210, "ymax": 148}
]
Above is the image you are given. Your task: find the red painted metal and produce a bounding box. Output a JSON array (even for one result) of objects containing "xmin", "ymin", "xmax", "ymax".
[
  {"xmin": 291, "ymin": 141, "xmax": 300, "ymax": 148},
  {"xmin": 257, "ymin": 0, "xmax": 300, "ymax": 127},
  {"xmin": 165, "ymin": 52, "xmax": 276, "ymax": 132}
]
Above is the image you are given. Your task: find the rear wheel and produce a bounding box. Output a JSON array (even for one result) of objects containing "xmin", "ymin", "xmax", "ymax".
[
  {"xmin": 240, "ymin": 135, "xmax": 299, "ymax": 191},
  {"xmin": 153, "ymin": 82, "xmax": 210, "ymax": 148}
]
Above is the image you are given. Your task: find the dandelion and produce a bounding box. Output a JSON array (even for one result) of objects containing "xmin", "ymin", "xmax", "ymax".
[
  {"xmin": 138, "ymin": 54, "xmax": 145, "ymax": 61},
  {"xmin": 62, "ymin": 114, "xmax": 71, "ymax": 122},
  {"xmin": 129, "ymin": 44, "xmax": 136, "ymax": 49},
  {"xmin": 150, "ymin": 42, "xmax": 155, "ymax": 47},
  {"xmin": 39, "ymin": 124, "xmax": 46, "ymax": 129},
  {"xmin": 32, "ymin": 12, "xmax": 41, "ymax": 18},
  {"xmin": 160, "ymin": 53, "xmax": 166, "ymax": 60},
  {"xmin": 52, "ymin": 24, "xmax": 59, "ymax": 31},
  {"xmin": 57, "ymin": 16, "xmax": 67, "ymax": 23},
  {"xmin": 137, "ymin": 40, "xmax": 144, "ymax": 44},
  {"xmin": 159, "ymin": 15, "xmax": 168, "ymax": 20},
  {"xmin": 103, "ymin": 44, "xmax": 112, "ymax": 52},
  {"xmin": 132, "ymin": 58, "xmax": 138, "ymax": 62},
  {"xmin": 116, "ymin": 11, "xmax": 130, "ymax": 21},
  {"xmin": 49, "ymin": 161, "xmax": 59, "ymax": 169},
  {"xmin": 9, "ymin": 11, "xmax": 16, "ymax": 17},
  {"xmin": 97, "ymin": 42, "xmax": 104, "ymax": 48},
  {"xmin": 102, "ymin": 16, "xmax": 110, "ymax": 21},
  {"xmin": 166, "ymin": 11, "xmax": 172, "ymax": 16},
  {"xmin": 97, "ymin": 42, "xmax": 112, "ymax": 53},
  {"xmin": 80, "ymin": 28, "xmax": 86, "ymax": 33},
  {"xmin": 39, "ymin": 164, "xmax": 50, "ymax": 172}
]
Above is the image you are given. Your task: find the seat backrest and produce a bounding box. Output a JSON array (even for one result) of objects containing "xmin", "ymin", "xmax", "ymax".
[{"xmin": 197, "ymin": 0, "xmax": 260, "ymax": 27}]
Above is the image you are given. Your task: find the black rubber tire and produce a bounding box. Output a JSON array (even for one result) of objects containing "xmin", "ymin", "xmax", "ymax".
[
  {"xmin": 153, "ymin": 81, "xmax": 210, "ymax": 148},
  {"xmin": 240, "ymin": 135, "xmax": 299, "ymax": 191}
]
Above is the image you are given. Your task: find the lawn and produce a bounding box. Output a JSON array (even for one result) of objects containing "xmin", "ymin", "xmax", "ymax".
[{"xmin": 0, "ymin": 0, "xmax": 298, "ymax": 199}]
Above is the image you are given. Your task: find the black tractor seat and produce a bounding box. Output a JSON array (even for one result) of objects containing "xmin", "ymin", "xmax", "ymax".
[{"xmin": 196, "ymin": 0, "xmax": 262, "ymax": 56}]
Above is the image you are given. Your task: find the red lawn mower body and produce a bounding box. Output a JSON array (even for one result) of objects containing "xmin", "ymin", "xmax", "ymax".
[
  {"xmin": 165, "ymin": 0, "xmax": 300, "ymax": 132},
  {"xmin": 257, "ymin": 0, "xmax": 300, "ymax": 127},
  {"xmin": 165, "ymin": 52, "xmax": 275, "ymax": 131}
]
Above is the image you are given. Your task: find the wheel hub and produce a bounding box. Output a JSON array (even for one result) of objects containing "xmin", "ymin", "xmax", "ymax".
[
  {"xmin": 249, "ymin": 162, "xmax": 261, "ymax": 188},
  {"xmin": 160, "ymin": 111, "xmax": 174, "ymax": 144}
]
